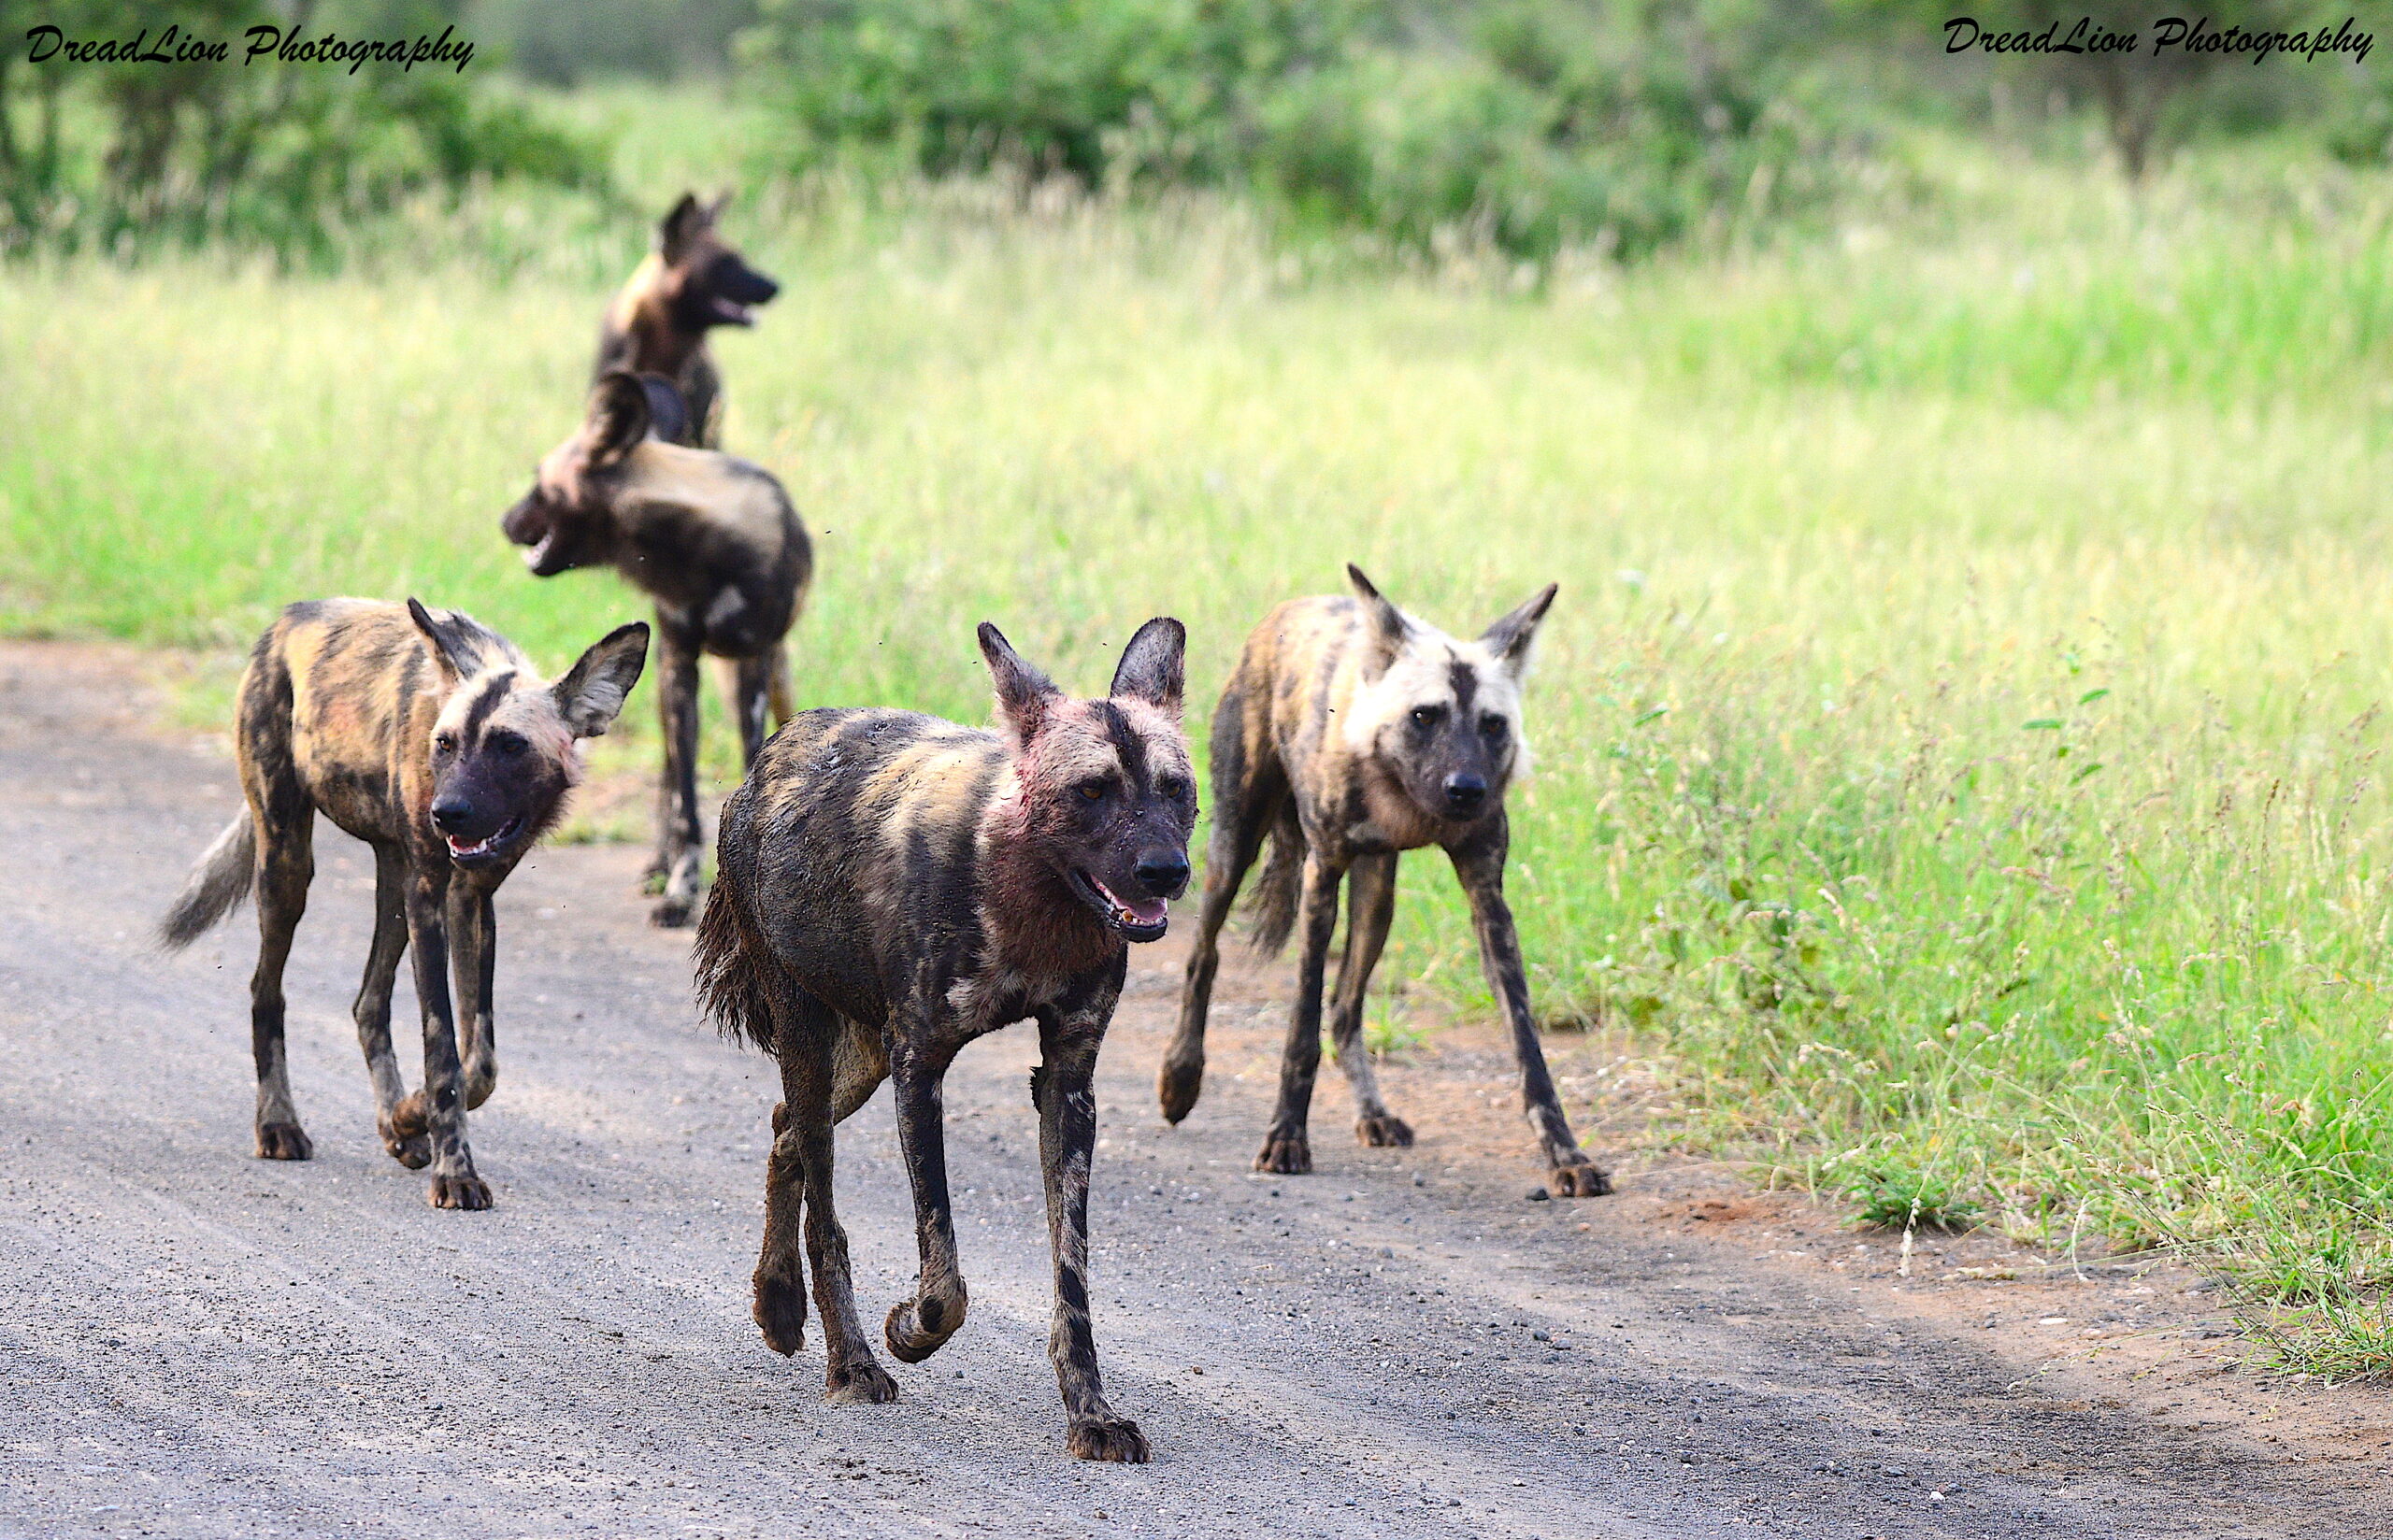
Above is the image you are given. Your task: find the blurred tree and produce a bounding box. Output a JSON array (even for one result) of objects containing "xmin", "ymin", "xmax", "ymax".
[{"xmin": 467, "ymin": 0, "xmax": 758, "ymax": 84}]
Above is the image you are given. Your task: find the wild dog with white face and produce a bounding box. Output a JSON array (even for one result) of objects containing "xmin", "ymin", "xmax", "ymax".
[
  {"xmin": 1158, "ymin": 564, "xmax": 1610, "ymax": 1196},
  {"xmin": 160, "ymin": 598, "xmax": 648, "ymax": 1208}
]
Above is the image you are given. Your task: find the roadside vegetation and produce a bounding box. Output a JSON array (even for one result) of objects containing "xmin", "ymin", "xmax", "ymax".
[{"xmin": 7, "ymin": 9, "xmax": 2393, "ymax": 1371}]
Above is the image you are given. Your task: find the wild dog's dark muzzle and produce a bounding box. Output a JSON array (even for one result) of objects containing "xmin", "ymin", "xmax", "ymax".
[{"xmin": 1133, "ymin": 848, "xmax": 1191, "ymax": 900}]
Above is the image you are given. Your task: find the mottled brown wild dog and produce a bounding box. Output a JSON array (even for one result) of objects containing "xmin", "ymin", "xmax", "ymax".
[
  {"xmin": 596, "ymin": 191, "xmax": 779, "ymax": 449},
  {"xmin": 1159, "ymin": 565, "xmax": 1611, "ymax": 1197},
  {"xmin": 694, "ymin": 620, "xmax": 1196, "ymax": 1461},
  {"xmin": 502, "ymin": 370, "xmax": 812, "ymax": 926},
  {"xmin": 160, "ymin": 600, "xmax": 649, "ymax": 1209}
]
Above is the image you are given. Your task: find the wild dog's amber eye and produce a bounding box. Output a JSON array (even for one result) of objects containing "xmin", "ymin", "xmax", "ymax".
[
  {"xmin": 1159, "ymin": 776, "xmax": 1188, "ymax": 800},
  {"xmin": 1410, "ymin": 705, "xmax": 1444, "ymax": 729},
  {"xmin": 1480, "ymin": 714, "xmax": 1508, "ymax": 740},
  {"xmin": 1077, "ymin": 780, "xmax": 1108, "ymax": 803},
  {"xmin": 434, "ymin": 732, "xmax": 459, "ymax": 754},
  {"xmin": 489, "ymin": 730, "xmax": 528, "ymax": 756}
]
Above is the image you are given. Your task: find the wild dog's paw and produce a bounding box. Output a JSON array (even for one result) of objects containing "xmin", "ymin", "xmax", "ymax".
[
  {"xmin": 1066, "ymin": 1415, "xmax": 1152, "ymax": 1463},
  {"xmin": 752, "ymin": 1273, "xmax": 808, "ymax": 1356},
  {"xmin": 884, "ymin": 1294, "xmax": 964, "ymax": 1363},
  {"xmin": 1156, "ymin": 1055, "xmax": 1204, "ymax": 1124},
  {"xmin": 1354, "ymin": 1110, "xmax": 1414, "ymax": 1148},
  {"xmin": 380, "ymin": 1126, "xmax": 433, "ymax": 1170},
  {"xmin": 428, "ymin": 1173, "xmax": 494, "ymax": 1211},
  {"xmin": 1547, "ymin": 1160, "xmax": 1613, "ymax": 1198},
  {"xmin": 1254, "ymin": 1131, "xmax": 1311, "ymax": 1175},
  {"xmin": 824, "ymin": 1358, "xmax": 900, "ymax": 1405},
  {"xmin": 388, "ymin": 1092, "xmax": 430, "ymax": 1140},
  {"xmin": 649, "ymin": 893, "xmax": 696, "ymax": 929},
  {"xmin": 255, "ymin": 1122, "xmax": 313, "ymax": 1162}
]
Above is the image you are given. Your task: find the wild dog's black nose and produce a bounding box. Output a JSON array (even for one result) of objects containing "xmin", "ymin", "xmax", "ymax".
[
  {"xmin": 1441, "ymin": 773, "xmax": 1488, "ymax": 816},
  {"xmin": 1133, "ymin": 849, "xmax": 1191, "ymax": 899},
  {"xmin": 430, "ymin": 796, "xmax": 476, "ymax": 834}
]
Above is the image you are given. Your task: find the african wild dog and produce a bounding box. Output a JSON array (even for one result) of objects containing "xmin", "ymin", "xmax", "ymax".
[
  {"xmin": 595, "ymin": 191, "xmax": 779, "ymax": 450},
  {"xmin": 502, "ymin": 369, "xmax": 812, "ymax": 926},
  {"xmin": 1158, "ymin": 565, "xmax": 1612, "ymax": 1197},
  {"xmin": 160, "ymin": 599, "xmax": 649, "ymax": 1209},
  {"xmin": 694, "ymin": 619, "xmax": 1195, "ymax": 1461}
]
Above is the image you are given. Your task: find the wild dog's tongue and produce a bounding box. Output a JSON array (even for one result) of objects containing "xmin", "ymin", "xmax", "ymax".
[{"xmin": 1122, "ymin": 894, "xmax": 1167, "ymax": 925}]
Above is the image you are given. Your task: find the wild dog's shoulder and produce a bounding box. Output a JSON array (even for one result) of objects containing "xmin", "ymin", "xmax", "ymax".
[
  {"xmin": 601, "ymin": 253, "xmax": 667, "ymax": 342},
  {"xmin": 750, "ymin": 710, "xmax": 1005, "ymax": 803}
]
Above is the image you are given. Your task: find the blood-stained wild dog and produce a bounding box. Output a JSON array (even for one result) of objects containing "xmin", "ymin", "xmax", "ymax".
[
  {"xmin": 1158, "ymin": 565, "xmax": 1612, "ymax": 1197},
  {"xmin": 160, "ymin": 600, "xmax": 649, "ymax": 1208},
  {"xmin": 502, "ymin": 369, "xmax": 811, "ymax": 926},
  {"xmin": 694, "ymin": 619, "xmax": 1195, "ymax": 1461},
  {"xmin": 595, "ymin": 191, "xmax": 778, "ymax": 449}
]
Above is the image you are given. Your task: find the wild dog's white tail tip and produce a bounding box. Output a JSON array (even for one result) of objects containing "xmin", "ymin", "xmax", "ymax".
[{"xmin": 159, "ymin": 814, "xmax": 256, "ymax": 950}]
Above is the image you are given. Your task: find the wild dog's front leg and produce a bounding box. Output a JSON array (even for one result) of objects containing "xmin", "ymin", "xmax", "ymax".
[
  {"xmin": 448, "ymin": 887, "xmax": 499, "ymax": 1111},
  {"xmin": 1450, "ymin": 826, "xmax": 1612, "ymax": 1198},
  {"xmin": 650, "ymin": 618, "xmax": 705, "ymax": 928},
  {"xmin": 355, "ymin": 844, "xmax": 427, "ymax": 1168},
  {"xmin": 885, "ymin": 1027, "xmax": 969, "ymax": 1363},
  {"xmin": 729, "ymin": 649, "xmax": 777, "ymax": 769},
  {"xmin": 1327, "ymin": 851, "xmax": 1411, "ymax": 1148},
  {"xmin": 1256, "ymin": 848, "xmax": 1346, "ymax": 1175},
  {"xmin": 1035, "ymin": 1005, "xmax": 1147, "ymax": 1462},
  {"xmin": 401, "ymin": 871, "xmax": 490, "ymax": 1210}
]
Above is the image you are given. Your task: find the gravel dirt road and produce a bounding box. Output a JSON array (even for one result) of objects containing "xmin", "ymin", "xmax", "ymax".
[{"xmin": 4, "ymin": 643, "xmax": 2388, "ymax": 1540}]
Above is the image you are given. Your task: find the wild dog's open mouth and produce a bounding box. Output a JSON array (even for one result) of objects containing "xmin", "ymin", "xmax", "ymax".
[
  {"xmin": 521, "ymin": 529, "xmax": 560, "ymax": 575},
  {"xmin": 709, "ymin": 296, "xmax": 755, "ymax": 327},
  {"xmin": 1071, "ymin": 870, "xmax": 1168, "ymax": 941},
  {"xmin": 444, "ymin": 816, "xmax": 523, "ymax": 864}
]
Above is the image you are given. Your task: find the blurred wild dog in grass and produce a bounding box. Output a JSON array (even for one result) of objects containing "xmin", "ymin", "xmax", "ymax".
[
  {"xmin": 1160, "ymin": 564, "xmax": 1611, "ymax": 1198},
  {"xmin": 503, "ymin": 370, "xmax": 812, "ymax": 926},
  {"xmin": 695, "ymin": 619, "xmax": 1194, "ymax": 1462},
  {"xmin": 596, "ymin": 192, "xmax": 779, "ymax": 450},
  {"xmin": 160, "ymin": 600, "xmax": 648, "ymax": 1209}
]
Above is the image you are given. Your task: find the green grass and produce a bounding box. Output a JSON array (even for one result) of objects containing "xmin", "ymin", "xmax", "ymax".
[{"xmin": 9, "ymin": 100, "xmax": 2393, "ymax": 1370}]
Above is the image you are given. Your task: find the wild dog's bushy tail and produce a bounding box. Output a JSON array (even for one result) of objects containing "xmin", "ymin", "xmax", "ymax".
[
  {"xmin": 694, "ymin": 863, "xmax": 781, "ymax": 1054},
  {"xmin": 1244, "ymin": 799, "xmax": 1308, "ymax": 958},
  {"xmin": 159, "ymin": 813, "xmax": 257, "ymax": 950}
]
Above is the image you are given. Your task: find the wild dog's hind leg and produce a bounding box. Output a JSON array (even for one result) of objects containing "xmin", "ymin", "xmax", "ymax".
[
  {"xmin": 754, "ymin": 1088, "xmax": 809, "ymax": 1358},
  {"xmin": 402, "ymin": 868, "xmax": 490, "ymax": 1210},
  {"xmin": 449, "ymin": 887, "xmax": 499, "ymax": 1110},
  {"xmin": 1256, "ymin": 848, "xmax": 1345, "ymax": 1175},
  {"xmin": 650, "ymin": 616, "xmax": 705, "ymax": 927},
  {"xmin": 885, "ymin": 1018, "xmax": 967, "ymax": 1363},
  {"xmin": 354, "ymin": 844, "xmax": 428, "ymax": 1168},
  {"xmin": 1449, "ymin": 823, "xmax": 1612, "ymax": 1197},
  {"xmin": 1037, "ymin": 1000, "xmax": 1147, "ymax": 1462},
  {"xmin": 730, "ymin": 649, "xmax": 776, "ymax": 769},
  {"xmin": 248, "ymin": 800, "xmax": 316, "ymax": 1162},
  {"xmin": 767, "ymin": 991, "xmax": 896, "ymax": 1403},
  {"xmin": 1328, "ymin": 850, "xmax": 1411, "ymax": 1148}
]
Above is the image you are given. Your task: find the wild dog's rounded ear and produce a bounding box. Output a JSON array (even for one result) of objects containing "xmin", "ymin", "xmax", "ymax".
[
  {"xmin": 978, "ymin": 621, "xmax": 1060, "ymax": 742},
  {"xmin": 1111, "ymin": 617, "xmax": 1185, "ymax": 717},
  {"xmin": 587, "ymin": 371, "xmax": 652, "ymax": 466},
  {"xmin": 1345, "ymin": 563, "xmax": 1407, "ymax": 673},
  {"xmin": 659, "ymin": 192, "xmax": 707, "ymax": 264},
  {"xmin": 1481, "ymin": 582, "xmax": 1558, "ymax": 674},
  {"xmin": 407, "ymin": 598, "xmax": 483, "ymax": 681},
  {"xmin": 633, "ymin": 373, "xmax": 690, "ymax": 447},
  {"xmin": 552, "ymin": 621, "xmax": 651, "ymax": 738}
]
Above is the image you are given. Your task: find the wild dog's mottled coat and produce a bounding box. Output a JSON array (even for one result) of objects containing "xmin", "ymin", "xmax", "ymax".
[
  {"xmin": 1159, "ymin": 565, "xmax": 1611, "ymax": 1196},
  {"xmin": 695, "ymin": 620, "xmax": 1195, "ymax": 1460},
  {"xmin": 503, "ymin": 370, "xmax": 812, "ymax": 924},
  {"xmin": 595, "ymin": 192, "xmax": 778, "ymax": 450},
  {"xmin": 161, "ymin": 599, "xmax": 648, "ymax": 1208}
]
